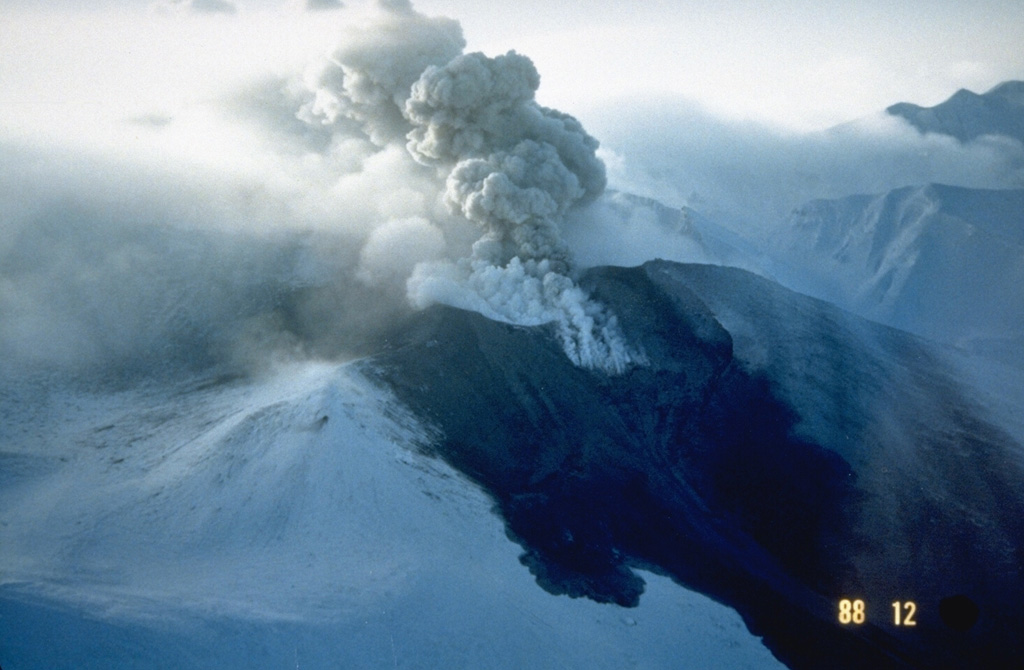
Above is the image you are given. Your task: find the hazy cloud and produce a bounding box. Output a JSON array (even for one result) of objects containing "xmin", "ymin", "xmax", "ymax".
[
  {"xmin": 585, "ymin": 98, "xmax": 1024, "ymax": 236},
  {"xmin": 303, "ymin": 0, "xmax": 342, "ymax": 10},
  {"xmin": 0, "ymin": 136, "xmax": 445, "ymax": 381},
  {"xmin": 157, "ymin": 0, "xmax": 238, "ymax": 14}
]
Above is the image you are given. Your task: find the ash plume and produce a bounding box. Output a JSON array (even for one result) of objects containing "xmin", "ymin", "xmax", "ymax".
[
  {"xmin": 298, "ymin": 1, "xmax": 465, "ymax": 147},
  {"xmin": 302, "ymin": 2, "xmax": 643, "ymax": 373},
  {"xmin": 0, "ymin": 1, "xmax": 644, "ymax": 380}
]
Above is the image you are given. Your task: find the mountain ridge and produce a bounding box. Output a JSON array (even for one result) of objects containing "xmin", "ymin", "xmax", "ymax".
[
  {"xmin": 771, "ymin": 183, "xmax": 1024, "ymax": 347},
  {"xmin": 366, "ymin": 259, "xmax": 1024, "ymax": 670},
  {"xmin": 886, "ymin": 80, "xmax": 1024, "ymax": 143}
]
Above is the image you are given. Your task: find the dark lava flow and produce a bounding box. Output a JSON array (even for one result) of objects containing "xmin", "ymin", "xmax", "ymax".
[{"xmin": 365, "ymin": 261, "xmax": 1024, "ymax": 670}]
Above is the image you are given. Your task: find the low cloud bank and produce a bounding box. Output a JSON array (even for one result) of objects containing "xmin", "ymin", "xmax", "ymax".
[
  {"xmin": 585, "ymin": 98, "xmax": 1024, "ymax": 235},
  {"xmin": 1, "ymin": 0, "xmax": 647, "ymax": 380},
  {"xmin": 0, "ymin": 145, "xmax": 420, "ymax": 381}
]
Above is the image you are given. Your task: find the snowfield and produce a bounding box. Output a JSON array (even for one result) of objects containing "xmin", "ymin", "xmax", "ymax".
[{"xmin": 0, "ymin": 361, "xmax": 783, "ymax": 669}]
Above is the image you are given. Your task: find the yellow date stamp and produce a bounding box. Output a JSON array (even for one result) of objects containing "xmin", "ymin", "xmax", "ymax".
[{"xmin": 837, "ymin": 599, "xmax": 917, "ymax": 626}]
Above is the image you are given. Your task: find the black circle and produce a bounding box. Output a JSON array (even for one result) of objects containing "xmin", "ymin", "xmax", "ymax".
[{"xmin": 939, "ymin": 594, "xmax": 980, "ymax": 632}]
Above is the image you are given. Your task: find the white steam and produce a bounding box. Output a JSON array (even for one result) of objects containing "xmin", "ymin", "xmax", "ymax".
[
  {"xmin": 356, "ymin": 216, "xmax": 446, "ymax": 288},
  {"xmin": 0, "ymin": 0, "xmax": 643, "ymax": 379}
]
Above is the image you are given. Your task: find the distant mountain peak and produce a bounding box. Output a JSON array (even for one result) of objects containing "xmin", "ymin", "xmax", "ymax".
[
  {"xmin": 886, "ymin": 80, "xmax": 1024, "ymax": 143},
  {"xmin": 987, "ymin": 80, "xmax": 1024, "ymax": 104}
]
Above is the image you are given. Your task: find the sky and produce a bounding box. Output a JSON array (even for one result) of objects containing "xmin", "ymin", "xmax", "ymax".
[
  {"xmin": 1, "ymin": 0, "xmax": 1023, "ymax": 141},
  {"xmin": 426, "ymin": 0, "xmax": 1024, "ymax": 129}
]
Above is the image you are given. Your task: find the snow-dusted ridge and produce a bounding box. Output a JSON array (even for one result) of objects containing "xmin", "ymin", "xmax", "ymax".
[
  {"xmin": 769, "ymin": 183, "xmax": 1024, "ymax": 349},
  {"xmin": 887, "ymin": 81, "xmax": 1024, "ymax": 143},
  {"xmin": 0, "ymin": 358, "xmax": 782, "ymax": 669}
]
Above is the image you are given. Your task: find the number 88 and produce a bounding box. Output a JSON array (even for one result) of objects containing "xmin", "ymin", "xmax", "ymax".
[{"xmin": 839, "ymin": 599, "xmax": 866, "ymax": 624}]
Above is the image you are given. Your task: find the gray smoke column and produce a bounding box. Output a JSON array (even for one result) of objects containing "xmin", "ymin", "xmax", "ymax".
[
  {"xmin": 298, "ymin": 0, "xmax": 465, "ymax": 146},
  {"xmin": 303, "ymin": 2, "xmax": 643, "ymax": 373}
]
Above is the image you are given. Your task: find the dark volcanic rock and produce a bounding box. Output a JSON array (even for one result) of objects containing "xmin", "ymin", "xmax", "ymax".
[{"xmin": 364, "ymin": 261, "xmax": 1024, "ymax": 670}]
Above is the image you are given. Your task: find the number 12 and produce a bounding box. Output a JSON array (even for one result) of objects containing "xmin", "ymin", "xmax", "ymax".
[{"xmin": 892, "ymin": 601, "xmax": 917, "ymax": 626}]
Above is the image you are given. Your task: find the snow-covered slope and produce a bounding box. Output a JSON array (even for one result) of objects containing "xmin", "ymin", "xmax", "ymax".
[
  {"xmin": 367, "ymin": 260, "xmax": 1024, "ymax": 670},
  {"xmin": 769, "ymin": 183, "xmax": 1024, "ymax": 350},
  {"xmin": 3, "ymin": 258, "xmax": 1022, "ymax": 670},
  {"xmin": 887, "ymin": 81, "xmax": 1024, "ymax": 143},
  {"xmin": 0, "ymin": 361, "xmax": 783, "ymax": 669}
]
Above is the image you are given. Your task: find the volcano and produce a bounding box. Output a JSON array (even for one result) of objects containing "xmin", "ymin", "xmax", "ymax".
[{"xmin": 366, "ymin": 260, "xmax": 1024, "ymax": 669}]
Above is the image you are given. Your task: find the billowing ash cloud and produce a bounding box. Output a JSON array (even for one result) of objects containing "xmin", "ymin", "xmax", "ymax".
[
  {"xmin": 298, "ymin": 1, "xmax": 465, "ymax": 146},
  {"xmin": 0, "ymin": 1, "xmax": 642, "ymax": 380},
  {"xmin": 299, "ymin": 2, "xmax": 642, "ymax": 373},
  {"xmin": 403, "ymin": 51, "xmax": 606, "ymax": 270}
]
